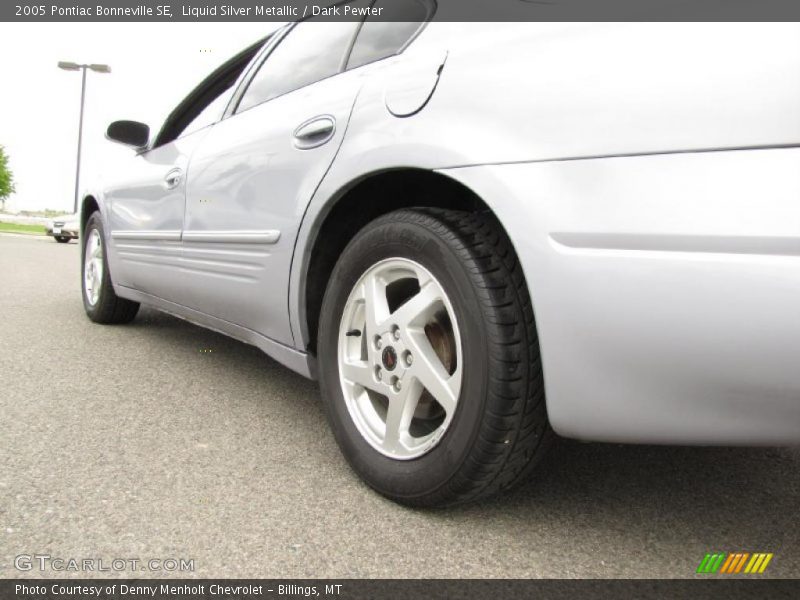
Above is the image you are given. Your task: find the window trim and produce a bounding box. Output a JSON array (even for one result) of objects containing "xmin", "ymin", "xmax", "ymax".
[
  {"xmin": 223, "ymin": 24, "xmax": 292, "ymax": 119},
  {"xmin": 342, "ymin": 0, "xmax": 437, "ymax": 72},
  {"xmin": 229, "ymin": 13, "xmax": 363, "ymax": 116},
  {"xmin": 150, "ymin": 35, "xmax": 269, "ymax": 150},
  {"xmin": 227, "ymin": 0, "xmax": 437, "ymax": 118}
]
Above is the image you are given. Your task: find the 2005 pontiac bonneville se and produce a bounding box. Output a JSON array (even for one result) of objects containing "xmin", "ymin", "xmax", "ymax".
[{"xmin": 78, "ymin": 0, "xmax": 800, "ymax": 506}]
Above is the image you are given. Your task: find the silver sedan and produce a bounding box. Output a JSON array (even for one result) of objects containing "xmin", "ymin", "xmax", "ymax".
[{"xmin": 78, "ymin": 10, "xmax": 800, "ymax": 506}]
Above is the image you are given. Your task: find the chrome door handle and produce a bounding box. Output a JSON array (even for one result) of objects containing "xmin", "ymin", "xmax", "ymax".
[
  {"xmin": 293, "ymin": 115, "xmax": 336, "ymax": 149},
  {"xmin": 164, "ymin": 168, "xmax": 183, "ymax": 190}
]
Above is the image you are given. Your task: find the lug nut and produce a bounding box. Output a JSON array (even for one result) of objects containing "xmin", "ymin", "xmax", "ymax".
[
  {"xmin": 392, "ymin": 326, "xmax": 401, "ymax": 341},
  {"xmin": 375, "ymin": 336, "xmax": 382, "ymax": 350},
  {"xmin": 393, "ymin": 380, "xmax": 402, "ymax": 392},
  {"xmin": 375, "ymin": 367, "xmax": 383, "ymax": 381},
  {"xmin": 404, "ymin": 352, "xmax": 413, "ymax": 367}
]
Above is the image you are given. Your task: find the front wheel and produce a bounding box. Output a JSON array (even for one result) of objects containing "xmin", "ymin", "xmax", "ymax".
[
  {"xmin": 55, "ymin": 236, "xmax": 70, "ymax": 243},
  {"xmin": 82, "ymin": 212, "xmax": 140, "ymax": 324},
  {"xmin": 318, "ymin": 208, "xmax": 552, "ymax": 507}
]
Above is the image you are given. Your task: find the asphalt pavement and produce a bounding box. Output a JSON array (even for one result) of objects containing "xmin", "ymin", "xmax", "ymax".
[{"xmin": 1, "ymin": 233, "xmax": 798, "ymax": 578}]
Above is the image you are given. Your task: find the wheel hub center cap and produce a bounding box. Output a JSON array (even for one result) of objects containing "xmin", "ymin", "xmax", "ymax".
[{"xmin": 381, "ymin": 346, "xmax": 398, "ymax": 371}]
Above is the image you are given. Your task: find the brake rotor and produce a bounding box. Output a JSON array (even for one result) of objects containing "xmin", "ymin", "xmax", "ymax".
[
  {"xmin": 425, "ymin": 319, "xmax": 456, "ymax": 375},
  {"xmin": 414, "ymin": 317, "xmax": 457, "ymax": 420}
]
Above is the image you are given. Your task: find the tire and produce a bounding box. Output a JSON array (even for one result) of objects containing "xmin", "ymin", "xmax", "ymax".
[
  {"xmin": 81, "ymin": 211, "xmax": 140, "ymax": 324},
  {"xmin": 55, "ymin": 236, "xmax": 70, "ymax": 243},
  {"xmin": 318, "ymin": 208, "xmax": 552, "ymax": 507}
]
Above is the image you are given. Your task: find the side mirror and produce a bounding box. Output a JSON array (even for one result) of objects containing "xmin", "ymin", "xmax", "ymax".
[{"xmin": 106, "ymin": 120, "xmax": 149, "ymax": 149}]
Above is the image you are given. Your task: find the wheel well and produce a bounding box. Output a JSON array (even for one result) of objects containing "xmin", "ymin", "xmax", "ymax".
[
  {"xmin": 303, "ymin": 168, "xmax": 491, "ymax": 354},
  {"xmin": 80, "ymin": 195, "xmax": 99, "ymax": 234}
]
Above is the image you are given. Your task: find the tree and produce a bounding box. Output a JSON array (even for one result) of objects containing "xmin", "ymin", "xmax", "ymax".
[{"xmin": 0, "ymin": 145, "xmax": 16, "ymax": 212}]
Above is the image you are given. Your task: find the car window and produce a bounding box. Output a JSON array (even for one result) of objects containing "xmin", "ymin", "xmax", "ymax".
[
  {"xmin": 346, "ymin": 0, "xmax": 431, "ymax": 71},
  {"xmin": 179, "ymin": 87, "xmax": 235, "ymax": 138},
  {"xmin": 153, "ymin": 36, "xmax": 266, "ymax": 147},
  {"xmin": 237, "ymin": 19, "xmax": 363, "ymax": 113}
]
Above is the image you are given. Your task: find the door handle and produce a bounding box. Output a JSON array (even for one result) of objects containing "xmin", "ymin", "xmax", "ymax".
[
  {"xmin": 293, "ymin": 115, "xmax": 336, "ymax": 150},
  {"xmin": 164, "ymin": 168, "xmax": 183, "ymax": 190}
]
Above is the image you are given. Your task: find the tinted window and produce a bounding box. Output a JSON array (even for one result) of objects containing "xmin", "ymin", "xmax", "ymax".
[
  {"xmin": 180, "ymin": 87, "xmax": 234, "ymax": 138},
  {"xmin": 238, "ymin": 21, "xmax": 361, "ymax": 112},
  {"xmin": 154, "ymin": 37, "xmax": 265, "ymax": 147},
  {"xmin": 346, "ymin": 0, "xmax": 430, "ymax": 70}
]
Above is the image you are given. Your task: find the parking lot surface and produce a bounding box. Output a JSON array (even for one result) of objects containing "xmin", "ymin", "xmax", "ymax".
[{"xmin": 1, "ymin": 234, "xmax": 798, "ymax": 578}]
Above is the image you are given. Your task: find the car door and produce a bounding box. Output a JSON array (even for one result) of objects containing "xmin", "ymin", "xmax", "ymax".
[
  {"xmin": 104, "ymin": 135, "xmax": 202, "ymax": 302},
  {"xmin": 104, "ymin": 39, "xmax": 264, "ymax": 303},
  {"xmin": 180, "ymin": 15, "xmax": 370, "ymax": 347}
]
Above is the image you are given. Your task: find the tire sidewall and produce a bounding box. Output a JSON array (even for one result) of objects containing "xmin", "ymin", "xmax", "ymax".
[
  {"xmin": 318, "ymin": 216, "xmax": 491, "ymax": 501},
  {"xmin": 81, "ymin": 213, "xmax": 114, "ymax": 318}
]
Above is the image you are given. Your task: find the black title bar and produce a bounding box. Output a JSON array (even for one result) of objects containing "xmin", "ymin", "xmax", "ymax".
[{"xmin": 6, "ymin": 0, "xmax": 800, "ymax": 22}]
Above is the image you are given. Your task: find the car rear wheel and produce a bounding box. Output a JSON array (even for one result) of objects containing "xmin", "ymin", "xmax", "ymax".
[
  {"xmin": 55, "ymin": 236, "xmax": 71, "ymax": 243},
  {"xmin": 82, "ymin": 212, "xmax": 140, "ymax": 324},
  {"xmin": 318, "ymin": 208, "xmax": 552, "ymax": 507}
]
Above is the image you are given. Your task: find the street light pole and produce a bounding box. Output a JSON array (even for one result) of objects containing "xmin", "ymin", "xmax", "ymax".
[
  {"xmin": 57, "ymin": 62, "xmax": 111, "ymax": 214},
  {"xmin": 73, "ymin": 66, "xmax": 87, "ymax": 216}
]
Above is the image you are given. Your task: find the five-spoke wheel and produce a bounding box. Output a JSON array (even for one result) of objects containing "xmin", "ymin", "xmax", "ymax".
[
  {"xmin": 318, "ymin": 208, "xmax": 551, "ymax": 507},
  {"xmin": 83, "ymin": 228, "xmax": 104, "ymax": 306},
  {"xmin": 81, "ymin": 211, "xmax": 140, "ymax": 324},
  {"xmin": 339, "ymin": 258, "xmax": 462, "ymax": 460}
]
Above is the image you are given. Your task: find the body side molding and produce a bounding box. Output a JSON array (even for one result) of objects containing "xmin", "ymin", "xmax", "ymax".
[
  {"xmin": 111, "ymin": 230, "xmax": 181, "ymax": 241},
  {"xmin": 182, "ymin": 230, "xmax": 281, "ymax": 244}
]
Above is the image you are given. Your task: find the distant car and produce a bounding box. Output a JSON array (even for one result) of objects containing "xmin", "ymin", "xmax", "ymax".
[{"xmin": 46, "ymin": 214, "xmax": 79, "ymax": 243}]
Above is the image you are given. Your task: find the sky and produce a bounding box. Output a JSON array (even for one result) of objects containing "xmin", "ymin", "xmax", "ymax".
[{"xmin": 0, "ymin": 23, "xmax": 280, "ymax": 214}]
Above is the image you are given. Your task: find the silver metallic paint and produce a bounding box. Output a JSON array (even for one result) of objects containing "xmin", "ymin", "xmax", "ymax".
[
  {"xmin": 88, "ymin": 22, "xmax": 800, "ymax": 444},
  {"xmin": 179, "ymin": 64, "xmax": 375, "ymax": 345}
]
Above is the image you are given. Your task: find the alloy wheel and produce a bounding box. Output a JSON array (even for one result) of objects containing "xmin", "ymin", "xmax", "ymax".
[
  {"xmin": 338, "ymin": 258, "xmax": 463, "ymax": 460},
  {"xmin": 83, "ymin": 228, "xmax": 104, "ymax": 306}
]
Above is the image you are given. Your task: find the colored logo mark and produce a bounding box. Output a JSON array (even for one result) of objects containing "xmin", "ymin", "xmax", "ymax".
[{"xmin": 697, "ymin": 552, "xmax": 773, "ymax": 574}]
